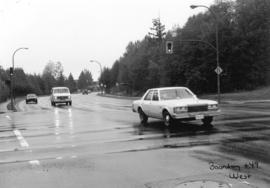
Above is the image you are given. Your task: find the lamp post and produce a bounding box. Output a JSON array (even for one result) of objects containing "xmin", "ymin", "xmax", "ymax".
[
  {"xmin": 90, "ymin": 60, "xmax": 103, "ymax": 94},
  {"xmin": 10, "ymin": 47, "xmax": 29, "ymax": 110},
  {"xmin": 190, "ymin": 5, "xmax": 221, "ymax": 104}
]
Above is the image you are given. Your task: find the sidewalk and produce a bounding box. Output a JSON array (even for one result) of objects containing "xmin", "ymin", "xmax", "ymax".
[
  {"xmin": 223, "ymin": 99, "xmax": 270, "ymax": 104},
  {"xmin": 0, "ymin": 100, "xmax": 9, "ymax": 113},
  {"xmin": 0, "ymin": 98, "xmax": 21, "ymax": 113},
  {"xmin": 97, "ymin": 93, "xmax": 140, "ymax": 100}
]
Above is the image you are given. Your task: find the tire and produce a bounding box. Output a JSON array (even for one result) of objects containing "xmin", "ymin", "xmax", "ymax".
[
  {"xmin": 66, "ymin": 102, "xmax": 69, "ymax": 106},
  {"xmin": 163, "ymin": 111, "xmax": 174, "ymax": 127},
  {"xmin": 202, "ymin": 116, "xmax": 213, "ymax": 125},
  {"xmin": 69, "ymin": 101, "xmax": 72, "ymax": 106},
  {"xmin": 138, "ymin": 108, "xmax": 148, "ymax": 124}
]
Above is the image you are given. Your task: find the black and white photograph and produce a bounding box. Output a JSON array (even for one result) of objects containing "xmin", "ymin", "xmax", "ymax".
[{"xmin": 0, "ymin": 0, "xmax": 270, "ymax": 187}]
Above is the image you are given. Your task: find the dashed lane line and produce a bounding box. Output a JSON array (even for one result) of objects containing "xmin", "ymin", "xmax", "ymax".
[
  {"xmin": 29, "ymin": 160, "xmax": 40, "ymax": 166},
  {"xmin": 5, "ymin": 115, "xmax": 41, "ymax": 166},
  {"xmin": 5, "ymin": 115, "xmax": 11, "ymax": 120},
  {"xmin": 13, "ymin": 129, "xmax": 29, "ymax": 148}
]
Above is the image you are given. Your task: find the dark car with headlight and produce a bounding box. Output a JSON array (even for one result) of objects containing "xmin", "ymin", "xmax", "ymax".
[{"xmin": 26, "ymin": 94, "xmax": 38, "ymax": 104}]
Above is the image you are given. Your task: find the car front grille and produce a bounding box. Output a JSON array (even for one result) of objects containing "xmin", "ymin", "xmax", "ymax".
[
  {"xmin": 187, "ymin": 105, "xmax": 208, "ymax": 112},
  {"xmin": 57, "ymin": 96, "xmax": 68, "ymax": 100}
]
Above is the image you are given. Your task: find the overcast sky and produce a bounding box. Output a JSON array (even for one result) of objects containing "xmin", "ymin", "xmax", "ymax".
[{"xmin": 0, "ymin": 0, "xmax": 214, "ymax": 80}]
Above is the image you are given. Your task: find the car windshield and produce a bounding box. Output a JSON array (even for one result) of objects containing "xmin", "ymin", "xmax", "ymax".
[
  {"xmin": 27, "ymin": 94, "xmax": 36, "ymax": 97},
  {"xmin": 160, "ymin": 88, "xmax": 194, "ymax": 100},
  {"xmin": 53, "ymin": 88, "xmax": 69, "ymax": 93}
]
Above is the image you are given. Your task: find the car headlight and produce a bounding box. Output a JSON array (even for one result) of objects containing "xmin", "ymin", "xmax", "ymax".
[
  {"xmin": 208, "ymin": 104, "xmax": 218, "ymax": 110},
  {"xmin": 173, "ymin": 106, "xmax": 187, "ymax": 114}
]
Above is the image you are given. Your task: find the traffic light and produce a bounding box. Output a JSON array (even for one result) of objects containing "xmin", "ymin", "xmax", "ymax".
[
  {"xmin": 166, "ymin": 41, "xmax": 173, "ymax": 54},
  {"xmin": 10, "ymin": 67, "xmax": 14, "ymax": 75}
]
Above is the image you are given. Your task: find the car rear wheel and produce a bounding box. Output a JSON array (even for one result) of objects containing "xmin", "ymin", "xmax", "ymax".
[
  {"xmin": 202, "ymin": 116, "xmax": 213, "ymax": 125},
  {"xmin": 138, "ymin": 108, "xmax": 148, "ymax": 124},
  {"xmin": 69, "ymin": 101, "xmax": 72, "ymax": 106}
]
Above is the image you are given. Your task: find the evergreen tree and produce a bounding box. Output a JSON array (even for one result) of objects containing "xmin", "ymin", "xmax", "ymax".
[{"xmin": 148, "ymin": 17, "xmax": 166, "ymax": 42}]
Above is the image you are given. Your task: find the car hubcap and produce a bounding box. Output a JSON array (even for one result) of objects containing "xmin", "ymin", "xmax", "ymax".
[
  {"xmin": 165, "ymin": 115, "xmax": 170, "ymax": 126},
  {"xmin": 139, "ymin": 113, "xmax": 143, "ymax": 120}
]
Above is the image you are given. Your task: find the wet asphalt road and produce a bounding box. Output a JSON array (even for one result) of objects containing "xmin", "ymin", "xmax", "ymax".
[{"xmin": 0, "ymin": 93, "xmax": 270, "ymax": 188}]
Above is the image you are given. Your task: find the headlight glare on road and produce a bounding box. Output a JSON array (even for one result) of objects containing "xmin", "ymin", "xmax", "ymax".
[
  {"xmin": 208, "ymin": 104, "xmax": 218, "ymax": 110},
  {"xmin": 173, "ymin": 106, "xmax": 187, "ymax": 114}
]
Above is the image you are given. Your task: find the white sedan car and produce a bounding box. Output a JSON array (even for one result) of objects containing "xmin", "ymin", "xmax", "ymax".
[{"xmin": 132, "ymin": 87, "xmax": 220, "ymax": 127}]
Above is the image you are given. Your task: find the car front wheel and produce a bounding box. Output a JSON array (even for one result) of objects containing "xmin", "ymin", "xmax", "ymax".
[
  {"xmin": 163, "ymin": 111, "xmax": 174, "ymax": 127},
  {"xmin": 138, "ymin": 108, "xmax": 148, "ymax": 124},
  {"xmin": 202, "ymin": 116, "xmax": 213, "ymax": 125}
]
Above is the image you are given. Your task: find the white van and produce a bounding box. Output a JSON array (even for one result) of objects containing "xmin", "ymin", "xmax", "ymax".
[{"xmin": 50, "ymin": 87, "xmax": 72, "ymax": 106}]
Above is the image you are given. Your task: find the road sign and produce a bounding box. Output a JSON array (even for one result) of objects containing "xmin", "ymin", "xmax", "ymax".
[{"xmin": 215, "ymin": 66, "xmax": 223, "ymax": 75}]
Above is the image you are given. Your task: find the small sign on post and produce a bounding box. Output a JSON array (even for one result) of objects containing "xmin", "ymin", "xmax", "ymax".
[{"xmin": 215, "ymin": 66, "xmax": 223, "ymax": 75}]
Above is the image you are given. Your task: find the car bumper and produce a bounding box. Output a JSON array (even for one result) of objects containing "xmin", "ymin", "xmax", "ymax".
[
  {"xmin": 53, "ymin": 99, "xmax": 71, "ymax": 103},
  {"xmin": 26, "ymin": 99, "xmax": 37, "ymax": 102},
  {"xmin": 171, "ymin": 110, "xmax": 221, "ymax": 120}
]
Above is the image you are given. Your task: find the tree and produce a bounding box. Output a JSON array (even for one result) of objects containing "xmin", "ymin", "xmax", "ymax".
[
  {"xmin": 66, "ymin": 73, "xmax": 77, "ymax": 93},
  {"xmin": 42, "ymin": 60, "xmax": 65, "ymax": 93},
  {"xmin": 0, "ymin": 66, "xmax": 9, "ymax": 102},
  {"xmin": 77, "ymin": 69, "xmax": 93, "ymax": 89},
  {"xmin": 57, "ymin": 72, "xmax": 66, "ymax": 86},
  {"xmin": 148, "ymin": 17, "xmax": 166, "ymax": 42},
  {"xmin": 84, "ymin": 0, "xmax": 270, "ymax": 95}
]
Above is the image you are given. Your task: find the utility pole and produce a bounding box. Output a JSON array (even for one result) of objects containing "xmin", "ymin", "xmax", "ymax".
[
  {"xmin": 190, "ymin": 5, "xmax": 222, "ymax": 104},
  {"xmin": 10, "ymin": 47, "xmax": 29, "ymax": 110},
  {"xmin": 90, "ymin": 60, "xmax": 103, "ymax": 94}
]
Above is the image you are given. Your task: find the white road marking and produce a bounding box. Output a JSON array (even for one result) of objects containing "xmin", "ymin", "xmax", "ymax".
[
  {"xmin": 13, "ymin": 129, "xmax": 41, "ymax": 166},
  {"xmin": 56, "ymin": 156, "xmax": 63, "ymax": 160},
  {"xmin": 5, "ymin": 115, "xmax": 11, "ymax": 120},
  {"xmin": 29, "ymin": 160, "xmax": 40, "ymax": 166},
  {"xmin": 71, "ymin": 155, "xmax": 77, "ymax": 159},
  {"xmin": 13, "ymin": 129, "xmax": 29, "ymax": 148},
  {"xmin": 242, "ymin": 181, "xmax": 250, "ymax": 185}
]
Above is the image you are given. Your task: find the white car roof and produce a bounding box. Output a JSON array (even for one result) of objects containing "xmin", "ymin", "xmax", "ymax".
[
  {"xmin": 52, "ymin": 87, "xmax": 69, "ymax": 89},
  {"xmin": 27, "ymin": 93, "xmax": 37, "ymax": 96},
  {"xmin": 148, "ymin": 87, "xmax": 188, "ymax": 91}
]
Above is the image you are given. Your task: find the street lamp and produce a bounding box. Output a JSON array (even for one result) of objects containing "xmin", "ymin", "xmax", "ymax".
[
  {"xmin": 10, "ymin": 47, "xmax": 29, "ymax": 110},
  {"xmin": 90, "ymin": 60, "xmax": 103, "ymax": 94},
  {"xmin": 190, "ymin": 4, "xmax": 221, "ymax": 104}
]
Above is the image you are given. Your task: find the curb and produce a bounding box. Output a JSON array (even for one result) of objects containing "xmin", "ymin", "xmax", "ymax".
[
  {"xmin": 97, "ymin": 93, "xmax": 140, "ymax": 100},
  {"xmin": 98, "ymin": 93, "xmax": 270, "ymax": 104},
  {"xmin": 222, "ymin": 99, "xmax": 270, "ymax": 104}
]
